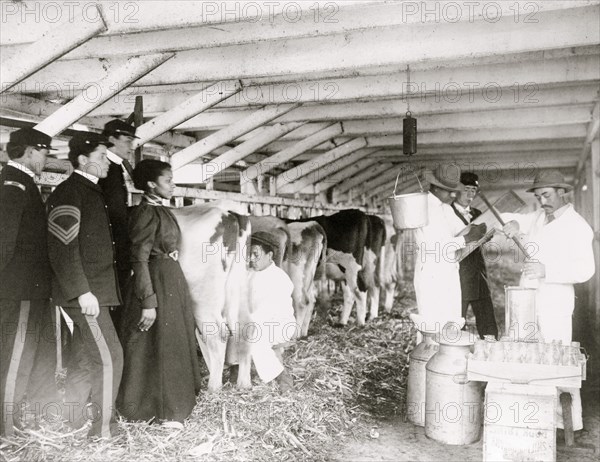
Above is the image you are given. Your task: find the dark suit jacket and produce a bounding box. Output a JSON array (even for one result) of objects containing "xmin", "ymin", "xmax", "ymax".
[
  {"xmin": 451, "ymin": 202, "xmax": 491, "ymax": 301},
  {"xmin": 98, "ymin": 161, "xmax": 131, "ymax": 290},
  {"xmin": 47, "ymin": 173, "xmax": 121, "ymax": 307},
  {"xmin": 0, "ymin": 165, "xmax": 51, "ymax": 300}
]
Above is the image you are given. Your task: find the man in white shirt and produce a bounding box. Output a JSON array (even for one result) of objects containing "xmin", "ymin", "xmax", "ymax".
[
  {"xmin": 247, "ymin": 232, "xmax": 298, "ymax": 392},
  {"xmin": 413, "ymin": 165, "xmax": 487, "ymax": 334},
  {"xmin": 502, "ymin": 169, "xmax": 595, "ymax": 433}
]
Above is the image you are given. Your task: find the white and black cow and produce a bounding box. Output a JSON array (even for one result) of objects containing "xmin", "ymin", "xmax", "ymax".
[
  {"xmin": 381, "ymin": 216, "xmax": 404, "ymax": 313},
  {"xmin": 294, "ymin": 209, "xmax": 372, "ymax": 326},
  {"xmin": 364, "ymin": 214, "xmax": 386, "ymax": 320},
  {"xmin": 284, "ymin": 220, "xmax": 327, "ymax": 337},
  {"xmin": 173, "ymin": 204, "xmax": 252, "ymax": 392},
  {"xmin": 250, "ymin": 215, "xmax": 327, "ymax": 338}
]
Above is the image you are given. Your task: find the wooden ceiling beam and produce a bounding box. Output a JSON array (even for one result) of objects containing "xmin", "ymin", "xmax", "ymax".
[
  {"xmin": 140, "ymin": 84, "xmax": 598, "ymax": 129},
  {"xmin": 133, "ymin": 81, "xmax": 242, "ymax": 147},
  {"xmin": 172, "ymin": 121, "xmax": 305, "ymax": 184},
  {"xmin": 276, "ymin": 138, "xmax": 368, "ymax": 192},
  {"xmin": 34, "ymin": 53, "xmax": 174, "ymax": 136},
  {"xmin": 85, "ymin": 56, "xmax": 600, "ymax": 115},
  {"xmin": 170, "ymin": 103, "xmax": 299, "ymax": 170},
  {"xmin": 15, "ymin": 6, "xmax": 600, "ymax": 90},
  {"xmin": 0, "ymin": 4, "xmax": 106, "ymax": 93},
  {"xmin": 277, "ymin": 146, "xmax": 377, "ymax": 195},
  {"xmin": 241, "ymin": 123, "xmax": 342, "ymax": 182}
]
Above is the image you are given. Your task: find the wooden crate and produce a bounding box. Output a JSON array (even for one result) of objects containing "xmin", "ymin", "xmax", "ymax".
[
  {"xmin": 467, "ymin": 355, "xmax": 584, "ymax": 388},
  {"xmin": 483, "ymin": 383, "xmax": 556, "ymax": 462}
]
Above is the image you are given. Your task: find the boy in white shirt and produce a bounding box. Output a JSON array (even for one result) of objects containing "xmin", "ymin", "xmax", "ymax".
[{"xmin": 247, "ymin": 232, "xmax": 298, "ymax": 392}]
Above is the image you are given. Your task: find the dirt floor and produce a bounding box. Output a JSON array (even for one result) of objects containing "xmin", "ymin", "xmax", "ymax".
[
  {"xmin": 332, "ymin": 250, "xmax": 600, "ymax": 462},
  {"xmin": 333, "ymin": 387, "xmax": 599, "ymax": 462}
]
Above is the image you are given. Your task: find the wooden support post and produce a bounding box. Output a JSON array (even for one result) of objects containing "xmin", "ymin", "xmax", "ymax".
[
  {"xmin": 34, "ymin": 53, "xmax": 174, "ymax": 136},
  {"xmin": 0, "ymin": 5, "xmax": 106, "ymax": 93},
  {"xmin": 591, "ymin": 136, "xmax": 600, "ymax": 332},
  {"xmin": 133, "ymin": 81, "xmax": 243, "ymax": 147},
  {"xmin": 133, "ymin": 96, "xmax": 144, "ymax": 165},
  {"xmin": 576, "ymin": 101, "xmax": 600, "ymax": 184},
  {"xmin": 170, "ymin": 103, "xmax": 300, "ymax": 170}
]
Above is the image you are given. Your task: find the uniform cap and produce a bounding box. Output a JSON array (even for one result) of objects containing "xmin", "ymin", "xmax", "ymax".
[
  {"xmin": 68, "ymin": 131, "xmax": 113, "ymax": 155},
  {"xmin": 103, "ymin": 119, "xmax": 139, "ymax": 138},
  {"xmin": 9, "ymin": 127, "xmax": 56, "ymax": 150}
]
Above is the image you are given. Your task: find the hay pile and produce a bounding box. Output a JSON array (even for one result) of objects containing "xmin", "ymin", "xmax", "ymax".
[{"xmin": 0, "ymin": 295, "xmax": 417, "ymax": 462}]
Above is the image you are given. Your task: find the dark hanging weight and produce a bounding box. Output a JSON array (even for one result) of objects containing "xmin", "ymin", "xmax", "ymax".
[{"xmin": 403, "ymin": 112, "xmax": 417, "ymax": 155}]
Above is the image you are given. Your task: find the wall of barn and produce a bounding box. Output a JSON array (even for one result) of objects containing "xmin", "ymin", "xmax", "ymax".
[{"xmin": 573, "ymin": 136, "xmax": 600, "ymax": 358}]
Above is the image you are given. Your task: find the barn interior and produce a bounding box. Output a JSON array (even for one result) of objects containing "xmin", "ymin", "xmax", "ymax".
[{"xmin": 1, "ymin": 1, "xmax": 599, "ymax": 461}]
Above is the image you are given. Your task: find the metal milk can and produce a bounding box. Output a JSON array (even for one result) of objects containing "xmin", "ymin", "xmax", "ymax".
[
  {"xmin": 406, "ymin": 332, "xmax": 438, "ymax": 426},
  {"xmin": 425, "ymin": 330, "xmax": 484, "ymax": 445}
]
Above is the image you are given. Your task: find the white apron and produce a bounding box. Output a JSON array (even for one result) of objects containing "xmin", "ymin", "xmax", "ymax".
[{"xmin": 503, "ymin": 205, "xmax": 595, "ymax": 431}]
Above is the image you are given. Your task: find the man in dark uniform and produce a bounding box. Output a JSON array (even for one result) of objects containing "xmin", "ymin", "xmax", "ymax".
[
  {"xmin": 451, "ymin": 172, "xmax": 499, "ymax": 339},
  {"xmin": 1, "ymin": 128, "xmax": 59, "ymax": 436},
  {"xmin": 47, "ymin": 131, "xmax": 123, "ymax": 439},
  {"xmin": 99, "ymin": 119, "xmax": 138, "ymax": 333}
]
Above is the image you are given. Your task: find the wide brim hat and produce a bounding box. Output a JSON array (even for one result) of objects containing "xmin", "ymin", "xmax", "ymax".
[
  {"xmin": 423, "ymin": 164, "xmax": 462, "ymax": 192},
  {"xmin": 525, "ymin": 169, "xmax": 573, "ymax": 192}
]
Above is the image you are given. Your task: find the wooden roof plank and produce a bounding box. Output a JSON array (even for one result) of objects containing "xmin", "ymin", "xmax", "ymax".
[{"xmin": 34, "ymin": 53, "xmax": 174, "ymax": 136}]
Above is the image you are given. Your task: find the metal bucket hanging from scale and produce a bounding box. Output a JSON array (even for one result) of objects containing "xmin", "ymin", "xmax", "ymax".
[{"xmin": 387, "ymin": 171, "xmax": 428, "ymax": 229}]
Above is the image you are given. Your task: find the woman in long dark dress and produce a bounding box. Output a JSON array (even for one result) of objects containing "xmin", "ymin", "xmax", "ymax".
[{"xmin": 117, "ymin": 160, "xmax": 201, "ymax": 428}]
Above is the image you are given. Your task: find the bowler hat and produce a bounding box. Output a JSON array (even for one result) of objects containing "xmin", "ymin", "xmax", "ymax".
[
  {"xmin": 9, "ymin": 127, "xmax": 56, "ymax": 150},
  {"xmin": 423, "ymin": 164, "xmax": 462, "ymax": 192},
  {"xmin": 460, "ymin": 172, "xmax": 479, "ymax": 188},
  {"xmin": 526, "ymin": 170, "xmax": 572, "ymax": 193},
  {"xmin": 103, "ymin": 119, "xmax": 139, "ymax": 138},
  {"xmin": 68, "ymin": 131, "xmax": 113, "ymax": 156}
]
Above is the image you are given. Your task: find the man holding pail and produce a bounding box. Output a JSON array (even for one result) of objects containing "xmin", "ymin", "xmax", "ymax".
[
  {"xmin": 412, "ymin": 164, "xmax": 487, "ymax": 334},
  {"xmin": 502, "ymin": 169, "xmax": 595, "ymax": 434}
]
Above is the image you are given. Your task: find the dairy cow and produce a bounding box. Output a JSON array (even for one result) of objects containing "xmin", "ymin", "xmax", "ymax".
[
  {"xmin": 250, "ymin": 215, "xmax": 327, "ymax": 338},
  {"xmin": 284, "ymin": 221, "xmax": 327, "ymax": 337},
  {"xmin": 295, "ymin": 209, "xmax": 372, "ymax": 326},
  {"xmin": 364, "ymin": 215, "xmax": 387, "ymax": 320},
  {"xmin": 172, "ymin": 204, "xmax": 252, "ymax": 391},
  {"xmin": 381, "ymin": 216, "xmax": 404, "ymax": 313}
]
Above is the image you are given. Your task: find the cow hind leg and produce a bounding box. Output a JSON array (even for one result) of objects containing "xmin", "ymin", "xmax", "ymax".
[
  {"xmin": 339, "ymin": 283, "xmax": 355, "ymax": 326},
  {"xmin": 356, "ymin": 290, "xmax": 368, "ymax": 326},
  {"xmin": 368, "ymin": 286, "xmax": 381, "ymax": 321},
  {"xmin": 196, "ymin": 329, "xmax": 227, "ymax": 392},
  {"xmin": 383, "ymin": 283, "xmax": 395, "ymax": 313}
]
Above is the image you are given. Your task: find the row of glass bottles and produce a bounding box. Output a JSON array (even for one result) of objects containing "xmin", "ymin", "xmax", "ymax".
[{"xmin": 472, "ymin": 339, "xmax": 581, "ymax": 366}]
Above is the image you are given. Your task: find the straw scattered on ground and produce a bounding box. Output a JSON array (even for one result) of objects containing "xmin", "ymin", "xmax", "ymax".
[
  {"xmin": 1, "ymin": 250, "xmax": 522, "ymax": 462},
  {"xmin": 1, "ymin": 293, "xmax": 418, "ymax": 462}
]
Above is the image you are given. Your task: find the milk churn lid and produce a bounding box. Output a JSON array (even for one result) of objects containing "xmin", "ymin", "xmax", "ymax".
[{"xmin": 434, "ymin": 328, "xmax": 476, "ymax": 346}]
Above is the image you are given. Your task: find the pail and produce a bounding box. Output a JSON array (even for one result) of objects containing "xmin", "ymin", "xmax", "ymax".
[
  {"xmin": 505, "ymin": 286, "xmax": 538, "ymax": 342},
  {"xmin": 387, "ymin": 171, "xmax": 428, "ymax": 229}
]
